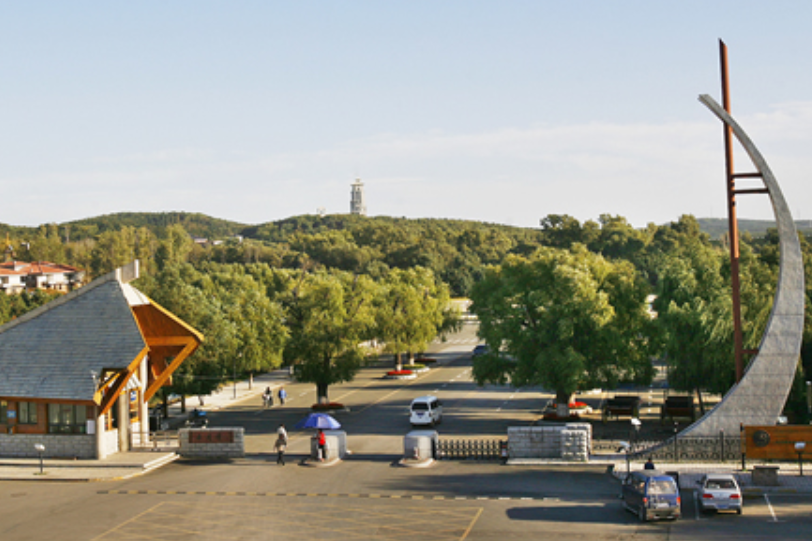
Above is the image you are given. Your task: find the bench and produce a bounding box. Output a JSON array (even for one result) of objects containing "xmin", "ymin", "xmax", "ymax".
[
  {"xmin": 660, "ymin": 396, "xmax": 695, "ymax": 424},
  {"xmin": 602, "ymin": 395, "xmax": 641, "ymax": 423}
]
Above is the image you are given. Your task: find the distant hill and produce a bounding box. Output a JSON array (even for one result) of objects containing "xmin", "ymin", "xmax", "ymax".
[
  {"xmin": 4, "ymin": 212, "xmax": 812, "ymax": 244},
  {"xmin": 695, "ymin": 218, "xmax": 812, "ymax": 239},
  {"xmin": 62, "ymin": 212, "xmax": 249, "ymax": 241}
]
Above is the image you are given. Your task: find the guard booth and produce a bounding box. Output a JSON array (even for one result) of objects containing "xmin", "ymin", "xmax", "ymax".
[
  {"xmin": 310, "ymin": 430, "xmax": 347, "ymax": 461},
  {"xmin": 403, "ymin": 430, "xmax": 439, "ymax": 461}
]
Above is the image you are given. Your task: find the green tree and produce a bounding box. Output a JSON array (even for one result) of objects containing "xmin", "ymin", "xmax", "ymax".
[
  {"xmin": 470, "ymin": 246, "xmax": 653, "ymax": 416},
  {"xmin": 375, "ymin": 267, "xmax": 456, "ymax": 370},
  {"xmin": 155, "ymin": 224, "xmax": 193, "ymax": 271},
  {"xmin": 281, "ymin": 270, "xmax": 378, "ymax": 403},
  {"xmin": 652, "ymin": 234, "xmax": 775, "ymax": 412}
]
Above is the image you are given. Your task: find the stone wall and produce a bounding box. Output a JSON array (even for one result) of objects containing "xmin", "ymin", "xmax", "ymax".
[
  {"xmin": 508, "ymin": 423, "xmax": 592, "ymax": 461},
  {"xmin": 0, "ymin": 433, "xmax": 96, "ymax": 458},
  {"xmin": 179, "ymin": 428, "xmax": 245, "ymax": 459}
]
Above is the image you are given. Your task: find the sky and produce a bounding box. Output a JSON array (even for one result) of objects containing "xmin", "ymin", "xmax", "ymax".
[{"xmin": 2, "ymin": 1, "xmax": 812, "ymax": 229}]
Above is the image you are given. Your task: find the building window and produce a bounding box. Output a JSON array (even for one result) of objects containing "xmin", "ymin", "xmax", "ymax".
[
  {"xmin": 0, "ymin": 400, "xmax": 7, "ymax": 423},
  {"xmin": 18, "ymin": 402, "xmax": 38, "ymax": 425},
  {"xmin": 48, "ymin": 404, "xmax": 87, "ymax": 434}
]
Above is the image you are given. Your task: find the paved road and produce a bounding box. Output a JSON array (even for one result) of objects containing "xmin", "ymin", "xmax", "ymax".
[{"xmin": 3, "ymin": 322, "xmax": 812, "ymax": 540}]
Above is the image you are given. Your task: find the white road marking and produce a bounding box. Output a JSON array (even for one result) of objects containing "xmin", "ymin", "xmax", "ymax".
[{"xmin": 764, "ymin": 494, "xmax": 780, "ymax": 522}]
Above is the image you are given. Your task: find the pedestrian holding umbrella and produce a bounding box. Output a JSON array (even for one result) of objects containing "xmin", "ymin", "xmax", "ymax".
[{"xmin": 294, "ymin": 413, "xmax": 341, "ymax": 461}]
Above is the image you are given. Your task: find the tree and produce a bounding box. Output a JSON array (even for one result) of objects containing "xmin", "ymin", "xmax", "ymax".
[
  {"xmin": 653, "ymin": 234, "xmax": 777, "ymax": 412},
  {"xmin": 375, "ymin": 267, "xmax": 456, "ymax": 370},
  {"xmin": 470, "ymin": 246, "xmax": 653, "ymax": 416},
  {"xmin": 281, "ymin": 270, "xmax": 378, "ymax": 403},
  {"xmin": 155, "ymin": 224, "xmax": 193, "ymax": 271}
]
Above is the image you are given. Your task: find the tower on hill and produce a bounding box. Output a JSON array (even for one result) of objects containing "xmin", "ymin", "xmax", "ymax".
[{"xmin": 350, "ymin": 178, "xmax": 367, "ymax": 216}]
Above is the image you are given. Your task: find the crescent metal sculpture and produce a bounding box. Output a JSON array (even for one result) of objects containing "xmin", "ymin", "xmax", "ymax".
[{"xmin": 676, "ymin": 95, "xmax": 805, "ymax": 437}]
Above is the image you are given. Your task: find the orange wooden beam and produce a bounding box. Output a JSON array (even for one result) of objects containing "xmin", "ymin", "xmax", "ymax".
[
  {"xmin": 98, "ymin": 347, "xmax": 149, "ymax": 417},
  {"xmin": 143, "ymin": 337, "xmax": 199, "ymax": 402}
]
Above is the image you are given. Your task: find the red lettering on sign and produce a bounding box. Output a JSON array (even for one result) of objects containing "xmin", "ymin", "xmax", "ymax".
[{"xmin": 189, "ymin": 430, "xmax": 234, "ymax": 444}]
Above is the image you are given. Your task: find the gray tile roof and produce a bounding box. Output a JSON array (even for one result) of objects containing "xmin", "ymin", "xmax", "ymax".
[{"xmin": 0, "ymin": 273, "xmax": 146, "ymax": 402}]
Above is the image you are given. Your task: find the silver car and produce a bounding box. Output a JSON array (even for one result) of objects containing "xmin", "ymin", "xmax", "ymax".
[{"xmin": 697, "ymin": 474, "xmax": 743, "ymax": 514}]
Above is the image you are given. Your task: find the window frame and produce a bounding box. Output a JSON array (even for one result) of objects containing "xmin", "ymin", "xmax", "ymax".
[
  {"xmin": 48, "ymin": 404, "xmax": 88, "ymax": 434},
  {"xmin": 18, "ymin": 401, "xmax": 38, "ymax": 425}
]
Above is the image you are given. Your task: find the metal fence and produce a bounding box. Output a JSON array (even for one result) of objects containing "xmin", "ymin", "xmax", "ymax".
[
  {"xmin": 593, "ymin": 434, "xmax": 743, "ymax": 463},
  {"xmin": 437, "ymin": 439, "xmax": 505, "ymax": 460}
]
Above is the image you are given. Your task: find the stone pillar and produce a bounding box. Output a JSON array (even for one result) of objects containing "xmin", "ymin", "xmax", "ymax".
[
  {"xmin": 118, "ymin": 393, "xmax": 129, "ymax": 452},
  {"xmin": 139, "ymin": 358, "xmax": 148, "ymax": 447},
  {"xmin": 95, "ymin": 406, "xmax": 104, "ymax": 459}
]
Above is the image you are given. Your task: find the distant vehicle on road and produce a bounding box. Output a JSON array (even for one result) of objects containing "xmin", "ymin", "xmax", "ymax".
[
  {"xmin": 472, "ymin": 344, "xmax": 489, "ymax": 357},
  {"xmin": 697, "ymin": 473, "xmax": 743, "ymax": 514},
  {"xmin": 621, "ymin": 470, "xmax": 681, "ymax": 522},
  {"xmin": 410, "ymin": 395, "xmax": 443, "ymax": 427}
]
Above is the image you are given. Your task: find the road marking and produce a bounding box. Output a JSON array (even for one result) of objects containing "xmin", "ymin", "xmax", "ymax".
[
  {"xmin": 459, "ymin": 507, "xmax": 483, "ymax": 541},
  {"xmin": 98, "ymin": 490, "xmax": 550, "ymax": 501},
  {"xmin": 764, "ymin": 494, "xmax": 780, "ymax": 522},
  {"xmin": 90, "ymin": 501, "xmax": 166, "ymax": 541}
]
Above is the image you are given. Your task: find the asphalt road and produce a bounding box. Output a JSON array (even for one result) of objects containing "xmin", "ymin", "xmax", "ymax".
[{"xmin": 2, "ymin": 322, "xmax": 812, "ymax": 540}]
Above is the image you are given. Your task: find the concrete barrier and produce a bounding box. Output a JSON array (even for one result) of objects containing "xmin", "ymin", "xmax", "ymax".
[
  {"xmin": 508, "ymin": 423, "xmax": 592, "ymax": 461},
  {"xmin": 179, "ymin": 427, "xmax": 244, "ymax": 459}
]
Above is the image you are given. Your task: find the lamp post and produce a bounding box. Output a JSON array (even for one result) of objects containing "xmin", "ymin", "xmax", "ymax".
[
  {"xmin": 630, "ymin": 417, "xmax": 641, "ymax": 454},
  {"xmin": 806, "ymin": 381, "xmax": 811, "ymax": 423},
  {"xmin": 795, "ymin": 442, "xmax": 806, "ymax": 477},
  {"xmin": 34, "ymin": 443, "xmax": 45, "ymax": 474}
]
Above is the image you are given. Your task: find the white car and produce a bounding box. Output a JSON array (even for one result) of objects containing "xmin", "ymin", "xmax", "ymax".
[
  {"xmin": 409, "ymin": 395, "xmax": 443, "ymax": 427},
  {"xmin": 697, "ymin": 473, "xmax": 743, "ymax": 514}
]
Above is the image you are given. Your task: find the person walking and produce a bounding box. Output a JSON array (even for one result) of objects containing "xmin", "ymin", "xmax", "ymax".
[
  {"xmin": 278, "ymin": 387, "xmax": 287, "ymax": 405},
  {"xmin": 262, "ymin": 387, "xmax": 273, "ymax": 408},
  {"xmin": 277, "ymin": 423, "xmax": 288, "ymax": 442},
  {"xmin": 274, "ymin": 432, "xmax": 287, "ymax": 465},
  {"xmin": 644, "ymin": 457, "xmax": 655, "ymax": 470}
]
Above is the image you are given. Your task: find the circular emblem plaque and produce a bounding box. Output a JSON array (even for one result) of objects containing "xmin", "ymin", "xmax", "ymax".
[{"xmin": 752, "ymin": 430, "xmax": 771, "ymax": 447}]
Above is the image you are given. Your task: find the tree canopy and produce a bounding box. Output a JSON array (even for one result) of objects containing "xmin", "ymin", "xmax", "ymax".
[{"xmin": 470, "ymin": 246, "xmax": 653, "ymax": 415}]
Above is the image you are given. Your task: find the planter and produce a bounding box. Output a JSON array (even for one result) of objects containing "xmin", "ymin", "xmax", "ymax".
[
  {"xmin": 403, "ymin": 364, "xmax": 429, "ymax": 373},
  {"xmin": 311, "ymin": 403, "xmax": 349, "ymax": 412},
  {"xmin": 385, "ymin": 370, "xmax": 417, "ymax": 380}
]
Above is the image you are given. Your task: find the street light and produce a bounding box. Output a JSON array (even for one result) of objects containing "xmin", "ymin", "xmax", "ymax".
[
  {"xmin": 617, "ymin": 441, "xmax": 631, "ymax": 476},
  {"xmin": 795, "ymin": 442, "xmax": 806, "ymax": 477},
  {"xmin": 806, "ymin": 381, "xmax": 811, "ymax": 423},
  {"xmin": 630, "ymin": 417, "xmax": 642, "ymax": 453},
  {"xmin": 34, "ymin": 443, "xmax": 45, "ymax": 474}
]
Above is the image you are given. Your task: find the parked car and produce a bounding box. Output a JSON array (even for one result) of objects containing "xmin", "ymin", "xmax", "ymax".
[
  {"xmin": 472, "ymin": 344, "xmax": 489, "ymax": 357},
  {"xmin": 696, "ymin": 473, "xmax": 743, "ymax": 514},
  {"xmin": 622, "ymin": 470, "xmax": 681, "ymax": 522},
  {"xmin": 409, "ymin": 395, "xmax": 443, "ymax": 427}
]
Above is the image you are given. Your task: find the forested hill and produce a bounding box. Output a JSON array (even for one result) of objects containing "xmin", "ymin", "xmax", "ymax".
[
  {"xmin": 64, "ymin": 212, "xmax": 249, "ymax": 241},
  {"xmin": 0, "ymin": 212, "xmax": 247, "ymax": 241},
  {"xmin": 697, "ymin": 218, "xmax": 812, "ymax": 239},
  {"xmin": 3, "ymin": 212, "xmax": 809, "ymax": 242},
  {"xmin": 1, "ymin": 211, "xmax": 806, "ymax": 297}
]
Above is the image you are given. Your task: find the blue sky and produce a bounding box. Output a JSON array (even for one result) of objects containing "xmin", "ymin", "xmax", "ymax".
[{"xmin": 2, "ymin": 2, "xmax": 812, "ymax": 228}]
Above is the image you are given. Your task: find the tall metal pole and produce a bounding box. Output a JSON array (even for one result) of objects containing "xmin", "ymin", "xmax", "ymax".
[{"xmin": 720, "ymin": 40, "xmax": 745, "ymax": 383}]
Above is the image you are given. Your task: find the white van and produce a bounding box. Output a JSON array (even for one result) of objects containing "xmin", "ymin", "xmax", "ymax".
[{"xmin": 410, "ymin": 395, "xmax": 443, "ymax": 427}]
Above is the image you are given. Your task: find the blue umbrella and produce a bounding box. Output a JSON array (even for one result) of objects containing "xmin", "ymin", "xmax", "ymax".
[{"xmin": 294, "ymin": 412, "xmax": 341, "ymax": 430}]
